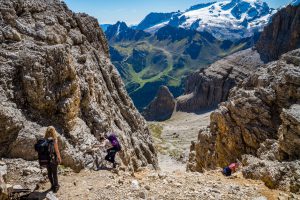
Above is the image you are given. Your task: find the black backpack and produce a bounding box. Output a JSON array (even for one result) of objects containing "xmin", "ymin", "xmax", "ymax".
[{"xmin": 34, "ymin": 139, "xmax": 56, "ymax": 167}]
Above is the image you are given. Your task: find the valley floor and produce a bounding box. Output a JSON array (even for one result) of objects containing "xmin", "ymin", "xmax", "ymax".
[{"xmin": 149, "ymin": 110, "xmax": 212, "ymax": 172}]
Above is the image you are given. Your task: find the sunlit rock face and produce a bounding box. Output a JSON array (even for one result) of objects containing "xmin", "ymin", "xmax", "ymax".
[
  {"xmin": 0, "ymin": 0, "xmax": 157, "ymax": 172},
  {"xmin": 187, "ymin": 49, "xmax": 300, "ymax": 193},
  {"xmin": 256, "ymin": 4, "xmax": 300, "ymax": 62}
]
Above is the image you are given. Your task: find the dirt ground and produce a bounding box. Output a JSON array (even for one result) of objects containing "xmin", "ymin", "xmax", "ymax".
[{"xmin": 29, "ymin": 167, "xmax": 293, "ymax": 200}]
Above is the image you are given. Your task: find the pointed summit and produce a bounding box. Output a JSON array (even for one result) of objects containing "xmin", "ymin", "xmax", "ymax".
[
  {"xmin": 105, "ymin": 21, "xmax": 150, "ymax": 42},
  {"xmin": 105, "ymin": 21, "xmax": 128, "ymax": 39}
]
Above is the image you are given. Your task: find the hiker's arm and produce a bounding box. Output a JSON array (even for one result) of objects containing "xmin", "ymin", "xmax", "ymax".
[
  {"xmin": 93, "ymin": 139, "xmax": 109, "ymax": 148},
  {"xmin": 54, "ymin": 139, "xmax": 62, "ymax": 164},
  {"xmin": 93, "ymin": 143, "xmax": 105, "ymax": 148}
]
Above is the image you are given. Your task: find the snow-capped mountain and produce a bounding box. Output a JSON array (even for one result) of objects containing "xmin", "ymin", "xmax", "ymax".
[
  {"xmin": 137, "ymin": 0, "xmax": 276, "ymax": 40},
  {"xmin": 291, "ymin": 0, "xmax": 300, "ymax": 6},
  {"xmin": 136, "ymin": 12, "xmax": 177, "ymax": 30}
]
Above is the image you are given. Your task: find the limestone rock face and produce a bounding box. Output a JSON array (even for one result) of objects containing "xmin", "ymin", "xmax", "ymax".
[
  {"xmin": 177, "ymin": 49, "xmax": 263, "ymax": 113},
  {"xmin": 187, "ymin": 49, "xmax": 300, "ymax": 180},
  {"xmin": 242, "ymin": 155, "xmax": 300, "ymax": 194},
  {"xmin": 143, "ymin": 86, "xmax": 176, "ymax": 121},
  {"xmin": 278, "ymin": 104, "xmax": 300, "ymax": 160},
  {"xmin": 0, "ymin": 0, "xmax": 157, "ymax": 172},
  {"xmin": 256, "ymin": 4, "xmax": 300, "ymax": 62},
  {"xmin": 0, "ymin": 161, "xmax": 8, "ymax": 200}
]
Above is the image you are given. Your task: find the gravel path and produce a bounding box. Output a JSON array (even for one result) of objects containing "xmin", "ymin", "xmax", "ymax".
[
  {"xmin": 149, "ymin": 111, "xmax": 212, "ymax": 172},
  {"xmin": 32, "ymin": 167, "xmax": 291, "ymax": 200}
]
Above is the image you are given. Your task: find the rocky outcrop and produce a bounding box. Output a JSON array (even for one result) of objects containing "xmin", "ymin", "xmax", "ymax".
[
  {"xmin": 3, "ymin": 159, "xmax": 46, "ymax": 191},
  {"xmin": 177, "ymin": 49, "xmax": 263, "ymax": 113},
  {"xmin": 0, "ymin": 161, "xmax": 8, "ymax": 200},
  {"xmin": 278, "ymin": 104, "xmax": 300, "ymax": 160},
  {"xmin": 0, "ymin": 0, "xmax": 157, "ymax": 172},
  {"xmin": 187, "ymin": 49, "xmax": 300, "ymax": 193},
  {"xmin": 143, "ymin": 86, "xmax": 176, "ymax": 121},
  {"xmin": 256, "ymin": 4, "xmax": 300, "ymax": 62},
  {"xmin": 242, "ymin": 155, "xmax": 300, "ymax": 194}
]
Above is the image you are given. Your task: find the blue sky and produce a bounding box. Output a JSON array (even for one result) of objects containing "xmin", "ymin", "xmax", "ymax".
[{"xmin": 64, "ymin": 0, "xmax": 292, "ymax": 25}]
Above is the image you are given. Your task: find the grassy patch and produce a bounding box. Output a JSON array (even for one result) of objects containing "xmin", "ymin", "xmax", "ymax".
[
  {"xmin": 149, "ymin": 123, "xmax": 163, "ymax": 139},
  {"xmin": 149, "ymin": 123, "xmax": 184, "ymax": 160}
]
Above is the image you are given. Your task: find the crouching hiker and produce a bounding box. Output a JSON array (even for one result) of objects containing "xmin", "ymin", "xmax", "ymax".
[
  {"xmin": 95, "ymin": 133, "xmax": 122, "ymax": 169},
  {"xmin": 35, "ymin": 126, "xmax": 62, "ymax": 193},
  {"xmin": 222, "ymin": 162, "xmax": 240, "ymax": 177}
]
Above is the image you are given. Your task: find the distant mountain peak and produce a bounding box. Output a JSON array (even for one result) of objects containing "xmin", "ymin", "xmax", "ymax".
[
  {"xmin": 105, "ymin": 21, "xmax": 150, "ymax": 42},
  {"xmin": 105, "ymin": 21, "xmax": 128, "ymax": 38}
]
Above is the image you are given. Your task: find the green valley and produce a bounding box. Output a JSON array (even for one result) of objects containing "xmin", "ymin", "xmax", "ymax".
[{"xmin": 106, "ymin": 22, "xmax": 258, "ymax": 110}]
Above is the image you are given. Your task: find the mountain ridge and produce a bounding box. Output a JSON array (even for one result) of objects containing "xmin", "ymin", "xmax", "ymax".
[{"xmin": 133, "ymin": 0, "xmax": 275, "ymax": 40}]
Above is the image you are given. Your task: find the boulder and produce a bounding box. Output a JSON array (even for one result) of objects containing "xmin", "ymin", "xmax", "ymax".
[
  {"xmin": 143, "ymin": 86, "xmax": 176, "ymax": 121},
  {"xmin": 279, "ymin": 104, "xmax": 300, "ymax": 160},
  {"xmin": 242, "ymin": 155, "xmax": 300, "ymax": 194}
]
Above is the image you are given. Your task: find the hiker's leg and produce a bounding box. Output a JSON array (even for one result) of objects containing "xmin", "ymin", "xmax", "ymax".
[
  {"xmin": 95, "ymin": 154, "xmax": 100, "ymax": 169},
  {"xmin": 105, "ymin": 153, "xmax": 111, "ymax": 162},
  {"xmin": 51, "ymin": 163, "xmax": 59, "ymax": 188},
  {"xmin": 110, "ymin": 147, "xmax": 119, "ymax": 167},
  {"xmin": 105, "ymin": 148, "xmax": 114, "ymax": 163},
  {"xmin": 111, "ymin": 151, "xmax": 117, "ymax": 164},
  {"xmin": 111, "ymin": 152, "xmax": 117, "ymax": 168},
  {"xmin": 47, "ymin": 164, "xmax": 54, "ymax": 187}
]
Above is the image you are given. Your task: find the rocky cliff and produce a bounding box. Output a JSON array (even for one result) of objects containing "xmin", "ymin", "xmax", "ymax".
[
  {"xmin": 143, "ymin": 86, "xmax": 176, "ymax": 121},
  {"xmin": 176, "ymin": 48, "xmax": 263, "ymax": 113},
  {"xmin": 187, "ymin": 49, "xmax": 300, "ymax": 193},
  {"xmin": 0, "ymin": 0, "xmax": 157, "ymax": 172},
  {"xmin": 256, "ymin": 4, "xmax": 300, "ymax": 62}
]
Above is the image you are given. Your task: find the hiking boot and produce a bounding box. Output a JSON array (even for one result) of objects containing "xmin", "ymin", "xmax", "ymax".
[{"xmin": 52, "ymin": 185, "xmax": 60, "ymax": 193}]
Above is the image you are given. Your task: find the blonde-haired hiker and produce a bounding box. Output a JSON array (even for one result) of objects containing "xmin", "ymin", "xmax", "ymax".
[
  {"xmin": 35, "ymin": 126, "xmax": 62, "ymax": 193},
  {"xmin": 45, "ymin": 126, "xmax": 61, "ymax": 192}
]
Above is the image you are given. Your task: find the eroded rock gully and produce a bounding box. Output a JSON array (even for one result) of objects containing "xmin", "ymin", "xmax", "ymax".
[
  {"xmin": 187, "ymin": 49, "xmax": 300, "ymax": 193},
  {"xmin": 0, "ymin": 0, "xmax": 157, "ymax": 173}
]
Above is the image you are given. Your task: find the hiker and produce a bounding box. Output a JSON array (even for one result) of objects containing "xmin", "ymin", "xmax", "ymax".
[
  {"xmin": 35, "ymin": 126, "xmax": 62, "ymax": 193},
  {"xmin": 222, "ymin": 162, "xmax": 240, "ymax": 176},
  {"xmin": 95, "ymin": 133, "xmax": 122, "ymax": 168},
  {"xmin": 44, "ymin": 126, "xmax": 62, "ymax": 192}
]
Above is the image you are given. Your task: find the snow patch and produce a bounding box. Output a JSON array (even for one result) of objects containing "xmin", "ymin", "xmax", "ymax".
[{"xmin": 291, "ymin": 0, "xmax": 300, "ymax": 6}]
